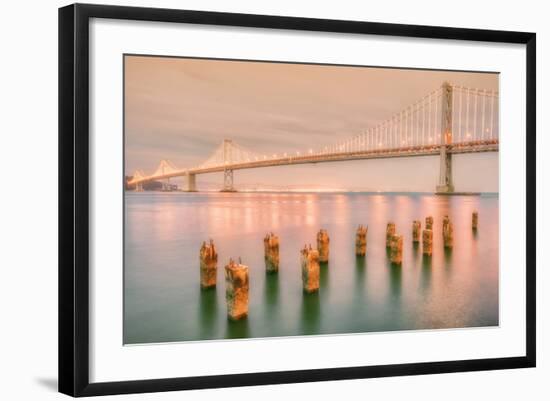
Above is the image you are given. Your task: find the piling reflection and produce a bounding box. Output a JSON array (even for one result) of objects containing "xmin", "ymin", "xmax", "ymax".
[
  {"xmin": 199, "ymin": 287, "xmax": 218, "ymax": 339},
  {"xmin": 263, "ymin": 273, "xmax": 279, "ymax": 314},
  {"xmin": 319, "ymin": 262, "xmax": 330, "ymax": 291},
  {"xmin": 388, "ymin": 264, "xmax": 403, "ymax": 301},
  {"xmin": 419, "ymin": 255, "xmax": 432, "ymax": 295},
  {"xmin": 225, "ymin": 316, "xmax": 250, "ymax": 339},
  {"xmin": 354, "ymin": 256, "xmax": 366, "ymax": 297},
  {"xmin": 300, "ymin": 291, "xmax": 321, "ymax": 335},
  {"xmin": 444, "ymin": 247, "xmax": 453, "ymax": 266}
]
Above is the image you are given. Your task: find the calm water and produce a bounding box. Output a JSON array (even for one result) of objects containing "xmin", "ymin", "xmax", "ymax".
[{"xmin": 124, "ymin": 192, "xmax": 499, "ymax": 344}]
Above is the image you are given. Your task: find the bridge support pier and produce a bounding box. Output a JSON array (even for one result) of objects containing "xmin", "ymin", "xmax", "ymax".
[
  {"xmin": 436, "ymin": 81, "xmax": 455, "ymax": 194},
  {"xmin": 185, "ymin": 173, "xmax": 197, "ymax": 192},
  {"xmin": 221, "ymin": 169, "xmax": 236, "ymax": 192},
  {"xmin": 436, "ymin": 148, "xmax": 454, "ymax": 193},
  {"xmin": 135, "ymin": 182, "xmax": 143, "ymax": 192}
]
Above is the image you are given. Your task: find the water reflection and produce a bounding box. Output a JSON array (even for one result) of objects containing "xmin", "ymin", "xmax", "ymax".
[
  {"xmin": 354, "ymin": 256, "xmax": 366, "ymax": 297},
  {"xmin": 199, "ymin": 287, "xmax": 218, "ymax": 339},
  {"xmin": 419, "ymin": 255, "xmax": 433, "ymax": 295},
  {"xmin": 263, "ymin": 273, "xmax": 279, "ymax": 314},
  {"xmin": 388, "ymin": 264, "xmax": 403, "ymax": 301},
  {"xmin": 319, "ymin": 263, "xmax": 330, "ymax": 291},
  {"xmin": 300, "ymin": 291, "xmax": 321, "ymax": 334},
  {"xmin": 225, "ymin": 317, "xmax": 250, "ymax": 339},
  {"xmin": 124, "ymin": 192, "xmax": 499, "ymax": 344}
]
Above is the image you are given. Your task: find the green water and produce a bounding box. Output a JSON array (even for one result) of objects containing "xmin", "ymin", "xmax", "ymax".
[{"xmin": 124, "ymin": 192, "xmax": 499, "ymax": 344}]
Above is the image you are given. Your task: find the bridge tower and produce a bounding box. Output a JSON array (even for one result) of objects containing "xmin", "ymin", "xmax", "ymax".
[
  {"xmin": 436, "ymin": 81, "xmax": 455, "ymax": 194},
  {"xmin": 221, "ymin": 139, "xmax": 236, "ymax": 192}
]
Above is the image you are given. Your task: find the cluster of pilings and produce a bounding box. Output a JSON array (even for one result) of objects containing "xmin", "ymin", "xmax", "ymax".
[
  {"xmin": 300, "ymin": 229, "xmax": 332, "ymax": 293},
  {"xmin": 200, "ymin": 211, "xmax": 479, "ymax": 320}
]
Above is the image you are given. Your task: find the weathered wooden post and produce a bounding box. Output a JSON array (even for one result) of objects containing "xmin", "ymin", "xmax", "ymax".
[
  {"xmin": 224, "ymin": 258, "xmax": 249, "ymax": 320},
  {"xmin": 317, "ymin": 229, "xmax": 330, "ymax": 263},
  {"xmin": 422, "ymin": 229, "xmax": 433, "ymax": 256},
  {"xmin": 425, "ymin": 216, "xmax": 434, "ymax": 231},
  {"xmin": 442, "ymin": 215, "xmax": 450, "ymax": 234},
  {"xmin": 199, "ymin": 239, "xmax": 218, "ymax": 288},
  {"xmin": 264, "ymin": 232, "xmax": 280, "ymax": 273},
  {"xmin": 472, "ymin": 211, "xmax": 478, "ymax": 230},
  {"xmin": 443, "ymin": 221, "xmax": 454, "ymax": 249},
  {"xmin": 412, "ymin": 220, "xmax": 421, "ymax": 243},
  {"xmin": 301, "ymin": 245, "xmax": 320, "ymax": 293},
  {"xmin": 389, "ymin": 234, "xmax": 403, "ymax": 265},
  {"xmin": 386, "ymin": 222, "xmax": 396, "ymax": 247},
  {"xmin": 355, "ymin": 225, "xmax": 368, "ymax": 256}
]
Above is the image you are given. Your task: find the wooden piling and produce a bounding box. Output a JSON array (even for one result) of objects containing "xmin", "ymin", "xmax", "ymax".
[
  {"xmin": 389, "ymin": 234, "xmax": 403, "ymax": 265},
  {"xmin": 301, "ymin": 245, "xmax": 320, "ymax": 293},
  {"xmin": 412, "ymin": 220, "xmax": 421, "ymax": 243},
  {"xmin": 443, "ymin": 221, "xmax": 454, "ymax": 249},
  {"xmin": 355, "ymin": 225, "xmax": 368, "ymax": 256},
  {"xmin": 317, "ymin": 229, "xmax": 330, "ymax": 263},
  {"xmin": 199, "ymin": 239, "xmax": 218, "ymax": 289},
  {"xmin": 263, "ymin": 232, "xmax": 280, "ymax": 273},
  {"xmin": 386, "ymin": 222, "xmax": 396, "ymax": 247},
  {"xmin": 224, "ymin": 258, "xmax": 249, "ymax": 320},
  {"xmin": 472, "ymin": 211, "xmax": 478, "ymax": 230},
  {"xmin": 442, "ymin": 215, "xmax": 450, "ymax": 235},
  {"xmin": 422, "ymin": 229, "xmax": 433, "ymax": 256},
  {"xmin": 425, "ymin": 216, "xmax": 434, "ymax": 231}
]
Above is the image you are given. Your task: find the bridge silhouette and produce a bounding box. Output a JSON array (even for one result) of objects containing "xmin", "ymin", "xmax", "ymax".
[{"xmin": 127, "ymin": 82, "xmax": 499, "ymax": 193}]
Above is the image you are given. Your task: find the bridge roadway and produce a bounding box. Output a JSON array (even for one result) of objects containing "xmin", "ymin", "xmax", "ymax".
[{"xmin": 129, "ymin": 139, "xmax": 498, "ymax": 185}]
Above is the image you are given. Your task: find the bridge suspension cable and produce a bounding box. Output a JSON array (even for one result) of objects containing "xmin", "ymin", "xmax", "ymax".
[
  {"xmin": 197, "ymin": 139, "xmax": 263, "ymax": 169},
  {"xmin": 152, "ymin": 159, "xmax": 179, "ymax": 177},
  {"xmin": 313, "ymin": 84, "xmax": 498, "ymax": 156}
]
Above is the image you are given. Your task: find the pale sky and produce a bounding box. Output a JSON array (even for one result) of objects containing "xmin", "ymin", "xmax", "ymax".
[{"xmin": 124, "ymin": 55, "xmax": 499, "ymax": 192}]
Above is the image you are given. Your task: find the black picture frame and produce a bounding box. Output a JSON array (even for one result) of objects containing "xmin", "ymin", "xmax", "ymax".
[{"xmin": 59, "ymin": 3, "xmax": 536, "ymax": 397}]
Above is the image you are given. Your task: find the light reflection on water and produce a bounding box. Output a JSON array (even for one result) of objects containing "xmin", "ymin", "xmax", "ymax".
[{"xmin": 124, "ymin": 192, "xmax": 499, "ymax": 344}]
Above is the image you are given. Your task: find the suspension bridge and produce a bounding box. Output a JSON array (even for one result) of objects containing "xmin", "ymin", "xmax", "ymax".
[{"xmin": 127, "ymin": 82, "xmax": 499, "ymax": 193}]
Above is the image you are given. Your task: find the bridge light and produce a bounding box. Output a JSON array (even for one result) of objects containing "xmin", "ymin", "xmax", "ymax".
[
  {"xmin": 309, "ymin": 149, "xmax": 313, "ymax": 154},
  {"xmin": 296, "ymin": 151, "xmax": 300, "ymax": 156}
]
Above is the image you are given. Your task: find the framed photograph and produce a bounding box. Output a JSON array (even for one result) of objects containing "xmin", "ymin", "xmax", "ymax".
[{"xmin": 59, "ymin": 3, "xmax": 536, "ymax": 397}]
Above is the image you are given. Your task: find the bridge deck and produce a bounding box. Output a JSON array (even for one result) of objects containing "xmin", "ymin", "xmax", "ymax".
[{"xmin": 128, "ymin": 140, "xmax": 498, "ymax": 185}]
